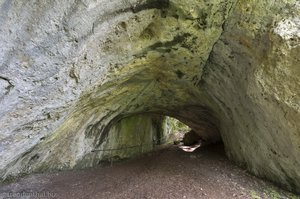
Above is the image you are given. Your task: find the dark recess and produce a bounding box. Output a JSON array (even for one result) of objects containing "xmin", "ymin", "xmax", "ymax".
[{"xmin": 132, "ymin": 0, "xmax": 170, "ymax": 13}]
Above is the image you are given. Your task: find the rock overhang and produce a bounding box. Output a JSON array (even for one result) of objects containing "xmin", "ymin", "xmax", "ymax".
[{"xmin": 0, "ymin": 0, "xmax": 299, "ymax": 194}]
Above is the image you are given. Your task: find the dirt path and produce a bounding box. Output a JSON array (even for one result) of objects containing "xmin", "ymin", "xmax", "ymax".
[{"xmin": 0, "ymin": 144, "xmax": 299, "ymax": 199}]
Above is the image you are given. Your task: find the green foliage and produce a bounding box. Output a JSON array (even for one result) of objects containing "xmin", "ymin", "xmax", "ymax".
[
  {"xmin": 250, "ymin": 190, "xmax": 261, "ymax": 199},
  {"xmin": 263, "ymin": 188, "xmax": 299, "ymax": 199},
  {"xmin": 165, "ymin": 116, "xmax": 190, "ymax": 133}
]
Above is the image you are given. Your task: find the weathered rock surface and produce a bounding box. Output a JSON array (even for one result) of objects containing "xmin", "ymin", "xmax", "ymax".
[
  {"xmin": 202, "ymin": 0, "xmax": 300, "ymax": 192},
  {"xmin": 76, "ymin": 114, "xmax": 164, "ymax": 168},
  {"xmin": 182, "ymin": 130, "xmax": 202, "ymax": 146},
  {"xmin": 0, "ymin": 0, "xmax": 299, "ymax": 193}
]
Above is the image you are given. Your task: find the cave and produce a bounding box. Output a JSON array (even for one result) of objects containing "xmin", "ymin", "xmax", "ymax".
[
  {"xmin": 0, "ymin": 0, "xmax": 299, "ymax": 196},
  {"xmin": 89, "ymin": 113, "xmax": 219, "ymax": 165}
]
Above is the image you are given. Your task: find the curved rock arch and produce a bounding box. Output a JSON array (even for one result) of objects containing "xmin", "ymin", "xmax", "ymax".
[{"xmin": 0, "ymin": 0, "xmax": 299, "ymax": 193}]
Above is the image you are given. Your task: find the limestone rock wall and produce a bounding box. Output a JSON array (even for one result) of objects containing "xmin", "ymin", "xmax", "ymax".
[
  {"xmin": 202, "ymin": 0, "xmax": 300, "ymax": 192},
  {"xmin": 75, "ymin": 114, "xmax": 164, "ymax": 168},
  {"xmin": 0, "ymin": 0, "xmax": 231, "ymax": 179},
  {"xmin": 0, "ymin": 0, "xmax": 299, "ymax": 193}
]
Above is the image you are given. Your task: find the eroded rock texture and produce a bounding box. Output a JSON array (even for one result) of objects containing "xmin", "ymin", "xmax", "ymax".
[
  {"xmin": 203, "ymin": 0, "xmax": 300, "ymax": 192},
  {"xmin": 0, "ymin": 0, "xmax": 299, "ymax": 193}
]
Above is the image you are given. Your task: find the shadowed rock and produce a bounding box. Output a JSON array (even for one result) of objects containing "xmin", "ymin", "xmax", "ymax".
[{"xmin": 0, "ymin": 0, "xmax": 299, "ymax": 194}]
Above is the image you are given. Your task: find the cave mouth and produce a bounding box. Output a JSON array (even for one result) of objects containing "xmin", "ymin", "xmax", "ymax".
[
  {"xmin": 163, "ymin": 116, "xmax": 191, "ymax": 145},
  {"xmin": 164, "ymin": 116, "xmax": 205, "ymax": 153},
  {"xmin": 97, "ymin": 110, "xmax": 223, "ymax": 165}
]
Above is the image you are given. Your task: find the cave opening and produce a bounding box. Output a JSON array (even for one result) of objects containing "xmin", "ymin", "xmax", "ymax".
[
  {"xmin": 95, "ymin": 109, "xmax": 224, "ymax": 166},
  {"xmin": 163, "ymin": 116, "xmax": 207, "ymax": 153}
]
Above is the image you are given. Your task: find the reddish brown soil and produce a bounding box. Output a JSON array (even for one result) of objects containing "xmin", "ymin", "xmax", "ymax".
[{"xmin": 0, "ymin": 144, "xmax": 298, "ymax": 199}]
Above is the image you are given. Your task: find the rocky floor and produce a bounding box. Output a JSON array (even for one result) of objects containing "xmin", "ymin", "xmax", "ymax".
[{"xmin": 0, "ymin": 144, "xmax": 299, "ymax": 199}]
